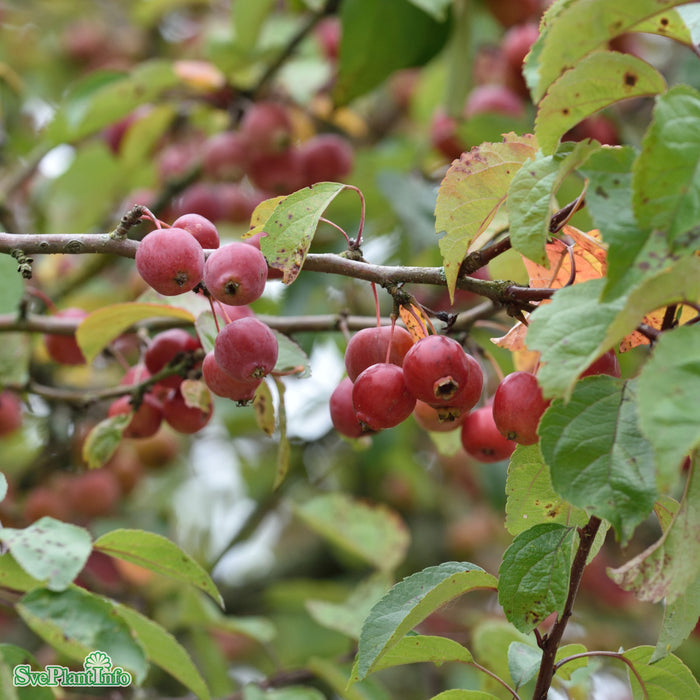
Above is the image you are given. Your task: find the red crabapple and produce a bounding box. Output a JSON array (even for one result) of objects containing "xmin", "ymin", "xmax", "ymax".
[
  {"xmin": 135, "ymin": 227, "xmax": 205, "ymax": 296},
  {"xmin": 171, "ymin": 213, "xmax": 220, "ymax": 249},
  {"xmin": 402, "ymin": 335, "xmax": 481, "ymax": 410},
  {"xmin": 492, "ymin": 371, "xmax": 551, "ymax": 445},
  {"xmin": 247, "ymin": 148, "xmax": 305, "ymax": 194},
  {"xmin": 202, "ymin": 351, "xmax": 261, "ymax": 403},
  {"xmin": 461, "ymin": 406, "xmax": 516, "ymax": 462},
  {"xmin": 298, "ymin": 134, "xmax": 354, "ymax": 185},
  {"xmin": 43, "ymin": 307, "xmax": 88, "ymax": 365},
  {"xmin": 329, "ymin": 377, "xmax": 366, "ymax": 438},
  {"xmin": 580, "ymin": 349, "xmax": 621, "ymax": 378},
  {"xmin": 144, "ymin": 328, "xmax": 202, "ymax": 388},
  {"xmin": 240, "ymin": 102, "xmax": 293, "ymax": 155},
  {"xmin": 203, "ymin": 241, "xmax": 268, "ymax": 306},
  {"xmin": 202, "ymin": 131, "xmax": 251, "ymax": 181},
  {"xmin": 214, "ymin": 317, "xmax": 279, "ymax": 382},
  {"xmin": 352, "ymin": 363, "xmax": 416, "ymax": 431},
  {"xmin": 344, "ymin": 326, "xmax": 414, "ymax": 382},
  {"xmin": 413, "ymin": 400, "xmax": 464, "ymax": 433},
  {"xmin": 0, "ymin": 391, "xmax": 22, "ymax": 436},
  {"xmin": 23, "ymin": 486, "xmax": 72, "ymax": 523},
  {"xmin": 464, "ymin": 84, "xmax": 526, "ymax": 119},
  {"xmin": 161, "ymin": 388, "xmax": 213, "ymax": 434},
  {"xmin": 169, "ymin": 183, "xmax": 225, "ymax": 222},
  {"xmin": 430, "ymin": 109, "xmax": 464, "ymax": 161},
  {"xmin": 69, "ymin": 469, "xmax": 122, "ymax": 519},
  {"xmin": 108, "ymin": 394, "xmax": 163, "ymax": 439}
]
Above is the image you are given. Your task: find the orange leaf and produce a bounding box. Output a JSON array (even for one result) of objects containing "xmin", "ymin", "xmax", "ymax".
[{"xmin": 399, "ymin": 304, "xmax": 434, "ymax": 342}]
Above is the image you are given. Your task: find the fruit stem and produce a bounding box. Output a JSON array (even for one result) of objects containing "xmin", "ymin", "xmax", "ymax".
[{"xmin": 371, "ymin": 282, "xmax": 381, "ymax": 327}]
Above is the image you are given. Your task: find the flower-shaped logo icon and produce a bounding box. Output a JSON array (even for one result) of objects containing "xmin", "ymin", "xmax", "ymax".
[{"xmin": 83, "ymin": 651, "xmax": 112, "ymax": 673}]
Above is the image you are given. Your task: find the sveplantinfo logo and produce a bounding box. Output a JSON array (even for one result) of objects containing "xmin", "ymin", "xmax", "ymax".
[{"xmin": 13, "ymin": 650, "xmax": 132, "ymax": 689}]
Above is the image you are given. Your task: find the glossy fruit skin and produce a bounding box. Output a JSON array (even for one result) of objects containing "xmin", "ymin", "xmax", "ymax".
[
  {"xmin": 161, "ymin": 388, "xmax": 213, "ymax": 434},
  {"xmin": 108, "ymin": 394, "xmax": 163, "ymax": 439},
  {"xmin": 352, "ymin": 363, "xmax": 416, "ymax": 431},
  {"xmin": 69, "ymin": 469, "xmax": 122, "ymax": 519},
  {"xmin": 329, "ymin": 377, "xmax": 366, "ymax": 438},
  {"xmin": 202, "ymin": 131, "xmax": 250, "ymax": 181},
  {"xmin": 298, "ymin": 134, "xmax": 354, "ymax": 185},
  {"xmin": 135, "ymin": 227, "xmax": 205, "ymax": 296},
  {"xmin": 492, "ymin": 371, "xmax": 551, "ymax": 445},
  {"xmin": 202, "ymin": 351, "xmax": 261, "ymax": 403},
  {"xmin": 344, "ymin": 326, "xmax": 414, "ymax": 382},
  {"xmin": 171, "ymin": 213, "xmax": 220, "ymax": 249},
  {"xmin": 203, "ymin": 241, "xmax": 268, "ymax": 306},
  {"xmin": 0, "ymin": 390, "xmax": 22, "ymax": 436},
  {"xmin": 402, "ymin": 335, "xmax": 479, "ymax": 407},
  {"xmin": 44, "ymin": 308, "xmax": 88, "ymax": 365},
  {"xmin": 413, "ymin": 400, "xmax": 464, "ymax": 433},
  {"xmin": 144, "ymin": 328, "xmax": 202, "ymax": 388},
  {"xmin": 240, "ymin": 102, "xmax": 293, "ymax": 155},
  {"xmin": 464, "ymin": 84, "xmax": 526, "ymax": 119},
  {"xmin": 214, "ymin": 317, "xmax": 278, "ymax": 382},
  {"xmin": 580, "ymin": 349, "xmax": 621, "ymax": 378},
  {"xmin": 461, "ymin": 406, "xmax": 517, "ymax": 462}
]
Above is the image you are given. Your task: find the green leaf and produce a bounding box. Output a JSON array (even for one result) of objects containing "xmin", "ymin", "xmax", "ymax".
[
  {"xmin": 0, "ymin": 553, "xmax": 43, "ymax": 593},
  {"xmin": 498, "ymin": 523, "xmax": 575, "ymax": 634},
  {"xmin": 194, "ymin": 310, "xmax": 217, "ymax": 355},
  {"xmin": 45, "ymin": 60, "xmax": 178, "ymax": 146},
  {"xmin": 0, "ymin": 333, "xmax": 30, "ymax": 386},
  {"xmin": 119, "ymin": 103, "xmax": 176, "ymax": 169},
  {"xmin": 294, "ymin": 493, "xmax": 410, "ymax": 573},
  {"xmin": 114, "ymin": 601, "xmax": 211, "ymax": 700},
  {"xmin": 232, "ymin": 0, "xmax": 277, "ymax": 53},
  {"xmin": 306, "ymin": 572, "xmax": 392, "ymax": 640},
  {"xmin": 82, "ymin": 414, "xmax": 131, "ymax": 469},
  {"xmin": 637, "ymin": 325, "xmax": 700, "ymax": 486},
  {"xmin": 94, "ymin": 529, "xmax": 223, "ymax": 607},
  {"xmin": 77, "ymin": 302, "xmax": 194, "ymax": 364},
  {"xmin": 253, "ymin": 380, "xmax": 275, "ymax": 437},
  {"xmin": 369, "ymin": 635, "xmax": 472, "ymax": 674},
  {"xmin": 532, "ymin": 0, "xmax": 684, "ymax": 102},
  {"xmin": 601, "ymin": 256, "xmax": 700, "ymax": 356},
  {"xmin": 506, "ymin": 140, "xmax": 599, "ymax": 264},
  {"xmin": 507, "ymin": 641, "xmax": 541, "ymax": 690},
  {"xmin": 539, "ymin": 377, "xmax": 656, "ymax": 543},
  {"xmin": 260, "ymin": 183, "xmax": 347, "ymax": 285},
  {"xmin": 609, "ymin": 459, "xmax": 700, "ymax": 604},
  {"xmin": 505, "ymin": 444, "xmax": 590, "ymax": 536},
  {"xmin": 623, "ymin": 646, "xmax": 700, "ymax": 700},
  {"xmin": 0, "ymin": 255, "xmax": 24, "ymax": 314},
  {"xmin": 554, "ymin": 643, "xmax": 589, "ymax": 681},
  {"xmin": 435, "ymin": 134, "xmax": 538, "ymax": 298},
  {"xmin": 0, "ymin": 644, "xmax": 54, "ymax": 700},
  {"xmin": 471, "ymin": 618, "xmax": 532, "ymax": 692},
  {"xmin": 352, "ymin": 562, "xmax": 497, "ymax": 681},
  {"xmin": 632, "ymin": 85, "xmax": 700, "ymax": 247},
  {"xmin": 273, "ymin": 377, "xmax": 289, "ymax": 490},
  {"xmin": 0, "ymin": 518, "xmax": 92, "ymax": 592},
  {"xmin": 17, "ymin": 587, "xmax": 148, "ymax": 683},
  {"xmin": 652, "ymin": 570, "xmax": 700, "ymax": 661},
  {"xmin": 578, "ymin": 145, "xmax": 663, "ymax": 301},
  {"xmin": 405, "ymin": 0, "xmax": 452, "ymax": 21},
  {"xmin": 334, "ymin": 0, "xmax": 449, "ymax": 105},
  {"xmin": 535, "ymin": 51, "xmax": 666, "ymax": 155},
  {"xmin": 527, "ymin": 278, "xmax": 626, "ymax": 400},
  {"xmin": 273, "ymin": 331, "xmax": 311, "ymax": 377},
  {"xmin": 629, "ymin": 5, "xmax": 700, "ymax": 48}
]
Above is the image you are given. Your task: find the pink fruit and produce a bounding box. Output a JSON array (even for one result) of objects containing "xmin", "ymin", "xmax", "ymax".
[
  {"xmin": 43, "ymin": 307, "xmax": 88, "ymax": 365},
  {"xmin": 214, "ymin": 317, "xmax": 278, "ymax": 382},
  {"xmin": 203, "ymin": 241, "xmax": 268, "ymax": 306},
  {"xmin": 352, "ymin": 363, "xmax": 416, "ymax": 431},
  {"xmin": 135, "ymin": 227, "xmax": 205, "ymax": 296},
  {"xmin": 329, "ymin": 377, "xmax": 366, "ymax": 438},
  {"xmin": 344, "ymin": 326, "xmax": 414, "ymax": 382},
  {"xmin": 171, "ymin": 213, "xmax": 220, "ymax": 249}
]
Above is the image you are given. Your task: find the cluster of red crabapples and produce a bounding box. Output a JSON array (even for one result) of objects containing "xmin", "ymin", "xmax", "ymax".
[
  {"xmin": 330, "ymin": 323, "xmax": 622, "ymax": 463},
  {"xmin": 114, "ymin": 210, "xmax": 278, "ymax": 437}
]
